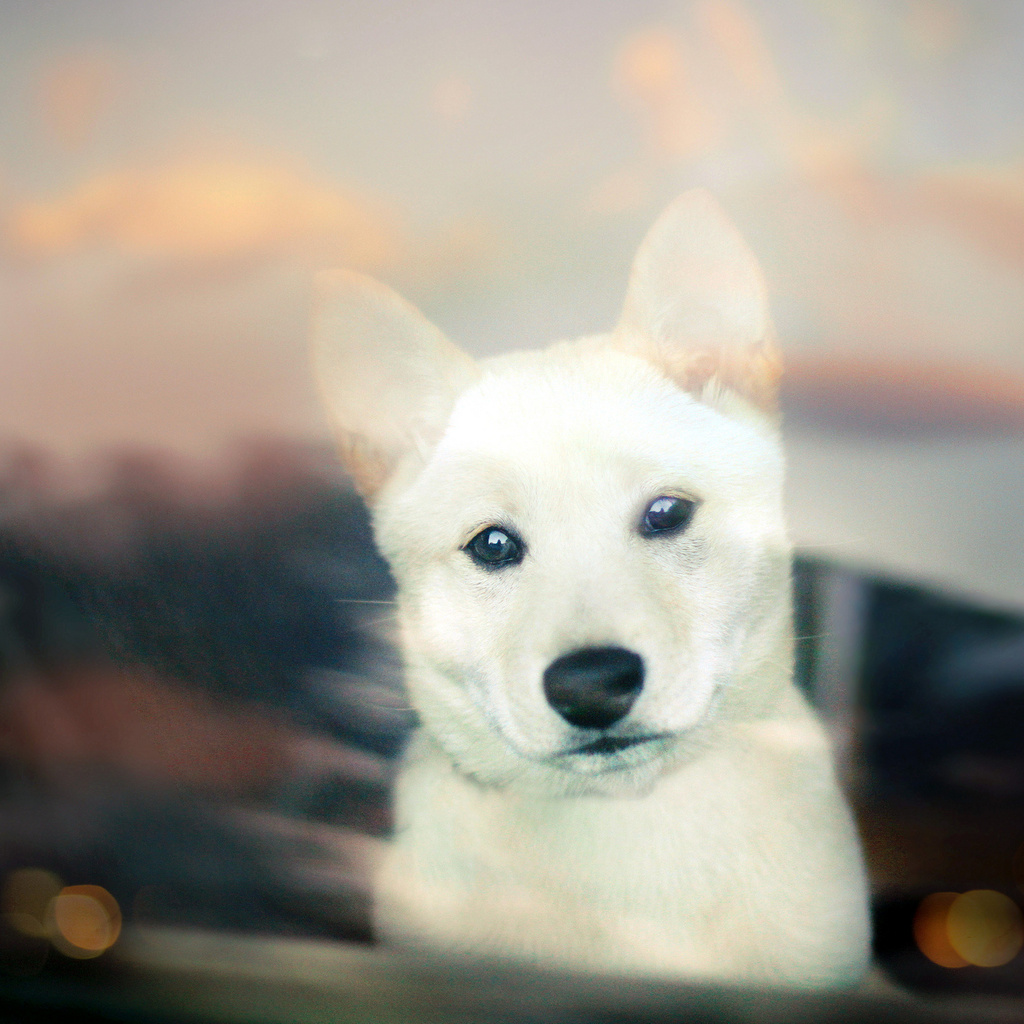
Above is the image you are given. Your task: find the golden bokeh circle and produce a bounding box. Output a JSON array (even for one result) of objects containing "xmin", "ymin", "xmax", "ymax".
[
  {"xmin": 947, "ymin": 889, "xmax": 1023, "ymax": 969},
  {"xmin": 46, "ymin": 885, "xmax": 122, "ymax": 959},
  {"xmin": 914, "ymin": 892, "xmax": 969, "ymax": 968},
  {"xmin": 2, "ymin": 868, "xmax": 63, "ymax": 939}
]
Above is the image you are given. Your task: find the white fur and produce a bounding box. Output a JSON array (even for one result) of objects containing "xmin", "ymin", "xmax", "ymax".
[{"xmin": 313, "ymin": 191, "xmax": 871, "ymax": 988}]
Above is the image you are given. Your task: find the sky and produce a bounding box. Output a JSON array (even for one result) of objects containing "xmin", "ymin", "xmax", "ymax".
[{"xmin": 2, "ymin": 0, "xmax": 1024, "ymax": 602}]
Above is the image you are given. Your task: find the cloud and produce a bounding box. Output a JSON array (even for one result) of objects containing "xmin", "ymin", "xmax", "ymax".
[
  {"xmin": 3, "ymin": 159, "xmax": 406, "ymax": 273},
  {"xmin": 36, "ymin": 50, "xmax": 124, "ymax": 151},
  {"xmin": 915, "ymin": 165, "xmax": 1024, "ymax": 266},
  {"xmin": 725, "ymin": 159, "xmax": 1024, "ymax": 381},
  {"xmin": 694, "ymin": 0, "xmax": 782, "ymax": 101},
  {"xmin": 605, "ymin": 0, "xmax": 910, "ymax": 206},
  {"xmin": 612, "ymin": 27, "xmax": 720, "ymax": 162},
  {"xmin": 611, "ymin": 2, "xmax": 790, "ymax": 168},
  {"xmin": 788, "ymin": 157, "xmax": 1024, "ymax": 269},
  {"xmin": 0, "ymin": 156, "xmax": 411, "ymax": 459}
]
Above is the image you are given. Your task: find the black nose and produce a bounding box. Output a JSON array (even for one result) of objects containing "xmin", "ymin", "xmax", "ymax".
[{"xmin": 543, "ymin": 646, "xmax": 644, "ymax": 730}]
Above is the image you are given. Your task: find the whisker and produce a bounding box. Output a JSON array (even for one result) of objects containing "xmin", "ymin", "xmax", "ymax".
[{"xmin": 362, "ymin": 612, "xmax": 400, "ymax": 629}]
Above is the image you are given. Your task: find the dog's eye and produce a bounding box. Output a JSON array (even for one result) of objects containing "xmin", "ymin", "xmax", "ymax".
[
  {"xmin": 640, "ymin": 496, "xmax": 696, "ymax": 536},
  {"xmin": 466, "ymin": 526, "xmax": 524, "ymax": 568}
]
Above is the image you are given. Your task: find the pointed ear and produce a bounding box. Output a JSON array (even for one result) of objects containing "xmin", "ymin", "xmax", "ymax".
[
  {"xmin": 311, "ymin": 269, "xmax": 478, "ymax": 499},
  {"xmin": 614, "ymin": 189, "xmax": 781, "ymax": 413}
]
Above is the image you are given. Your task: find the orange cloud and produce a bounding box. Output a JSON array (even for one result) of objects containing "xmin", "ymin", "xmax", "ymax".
[
  {"xmin": 606, "ymin": 1, "xmax": 907, "ymax": 201},
  {"xmin": 3, "ymin": 159, "xmax": 405, "ymax": 272},
  {"xmin": 915, "ymin": 166, "xmax": 1024, "ymax": 266},
  {"xmin": 37, "ymin": 50, "xmax": 123, "ymax": 151},
  {"xmin": 611, "ymin": 4, "xmax": 790, "ymax": 168},
  {"xmin": 798, "ymin": 158, "xmax": 1024, "ymax": 268},
  {"xmin": 613, "ymin": 28, "xmax": 720, "ymax": 161},
  {"xmin": 695, "ymin": 0, "xmax": 782, "ymax": 100}
]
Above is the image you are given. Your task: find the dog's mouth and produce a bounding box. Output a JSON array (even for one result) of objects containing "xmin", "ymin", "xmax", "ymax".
[{"xmin": 565, "ymin": 733, "xmax": 665, "ymax": 756}]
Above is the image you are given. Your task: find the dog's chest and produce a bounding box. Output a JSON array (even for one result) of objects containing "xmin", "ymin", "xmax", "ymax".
[
  {"xmin": 389, "ymin": 731, "xmax": 775, "ymax": 921},
  {"xmin": 375, "ymin": 714, "xmax": 870, "ymax": 984}
]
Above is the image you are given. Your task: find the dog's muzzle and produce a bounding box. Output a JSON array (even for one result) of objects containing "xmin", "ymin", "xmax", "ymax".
[{"xmin": 542, "ymin": 646, "xmax": 644, "ymax": 730}]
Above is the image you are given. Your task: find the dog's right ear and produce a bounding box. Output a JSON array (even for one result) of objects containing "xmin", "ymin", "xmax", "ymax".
[
  {"xmin": 613, "ymin": 189, "xmax": 781, "ymax": 415},
  {"xmin": 312, "ymin": 270, "xmax": 479, "ymax": 499}
]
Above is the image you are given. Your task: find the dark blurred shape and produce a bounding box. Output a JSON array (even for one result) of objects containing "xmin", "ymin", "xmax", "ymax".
[
  {"xmin": 782, "ymin": 357, "xmax": 1024, "ymax": 436},
  {"xmin": 861, "ymin": 578, "xmax": 1024, "ymax": 804},
  {"xmin": 784, "ymin": 558, "xmax": 1024, "ymax": 994},
  {"xmin": 0, "ymin": 440, "xmax": 409, "ymax": 969}
]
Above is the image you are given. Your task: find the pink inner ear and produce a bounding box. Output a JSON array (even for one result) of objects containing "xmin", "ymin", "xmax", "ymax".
[
  {"xmin": 336, "ymin": 431, "xmax": 391, "ymax": 500},
  {"xmin": 612, "ymin": 327, "xmax": 782, "ymax": 415},
  {"xmin": 705, "ymin": 338, "xmax": 782, "ymax": 413}
]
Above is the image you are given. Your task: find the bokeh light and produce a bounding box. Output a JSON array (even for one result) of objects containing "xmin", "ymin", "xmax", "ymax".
[
  {"xmin": 916, "ymin": 890, "xmax": 1024, "ymax": 970},
  {"xmin": 947, "ymin": 890, "xmax": 1024, "ymax": 969},
  {"xmin": 47, "ymin": 884, "xmax": 122, "ymax": 959},
  {"xmin": 913, "ymin": 892, "xmax": 969, "ymax": 969},
  {"xmin": 2, "ymin": 868, "xmax": 64, "ymax": 940}
]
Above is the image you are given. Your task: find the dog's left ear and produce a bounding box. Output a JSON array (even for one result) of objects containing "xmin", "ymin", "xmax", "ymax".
[{"xmin": 614, "ymin": 189, "xmax": 781, "ymax": 414}]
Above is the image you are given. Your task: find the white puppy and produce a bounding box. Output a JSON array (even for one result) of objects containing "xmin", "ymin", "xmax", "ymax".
[{"xmin": 312, "ymin": 191, "xmax": 870, "ymax": 988}]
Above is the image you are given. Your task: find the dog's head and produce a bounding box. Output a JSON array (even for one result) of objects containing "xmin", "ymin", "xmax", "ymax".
[{"xmin": 313, "ymin": 191, "xmax": 792, "ymax": 796}]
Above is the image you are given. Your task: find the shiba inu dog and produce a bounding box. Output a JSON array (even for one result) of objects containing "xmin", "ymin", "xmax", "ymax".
[{"xmin": 312, "ymin": 191, "xmax": 871, "ymax": 988}]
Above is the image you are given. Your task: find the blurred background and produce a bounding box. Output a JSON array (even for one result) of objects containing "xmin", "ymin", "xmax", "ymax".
[{"xmin": 2, "ymin": 0, "xmax": 1024, "ymax": 1018}]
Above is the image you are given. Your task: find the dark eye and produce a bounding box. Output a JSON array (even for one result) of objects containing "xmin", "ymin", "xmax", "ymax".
[
  {"xmin": 640, "ymin": 495, "xmax": 696, "ymax": 536},
  {"xmin": 466, "ymin": 526, "xmax": 524, "ymax": 568}
]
